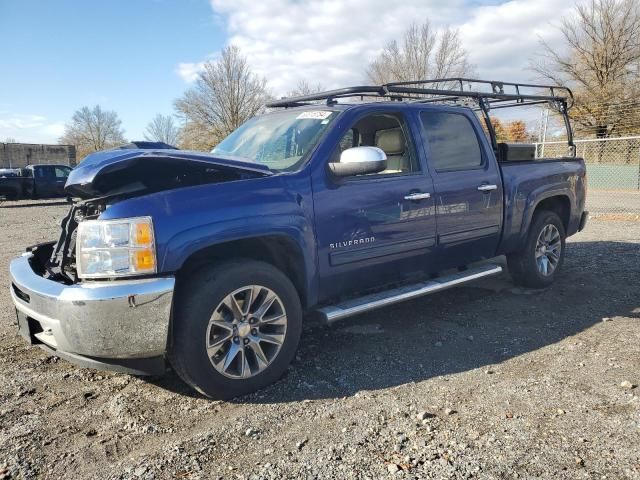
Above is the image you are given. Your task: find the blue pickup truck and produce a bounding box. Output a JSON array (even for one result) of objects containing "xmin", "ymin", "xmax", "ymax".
[
  {"xmin": 9, "ymin": 79, "xmax": 587, "ymax": 398},
  {"xmin": 0, "ymin": 164, "xmax": 72, "ymax": 200}
]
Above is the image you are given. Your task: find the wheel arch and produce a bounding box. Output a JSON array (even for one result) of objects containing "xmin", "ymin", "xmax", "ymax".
[
  {"xmin": 176, "ymin": 234, "xmax": 310, "ymax": 309},
  {"xmin": 530, "ymin": 194, "xmax": 571, "ymax": 232}
]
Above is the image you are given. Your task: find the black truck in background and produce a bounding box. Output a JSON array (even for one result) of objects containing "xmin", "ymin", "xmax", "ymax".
[
  {"xmin": 0, "ymin": 164, "xmax": 72, "ymax": 200},
  {"xmin": 0, "ymin": 144, "xmax": 179, "ymax": 201}
]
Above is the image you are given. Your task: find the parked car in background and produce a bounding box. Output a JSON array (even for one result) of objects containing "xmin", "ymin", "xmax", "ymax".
[
  {"xmin": 0, "ymin": 164, "xmax": 72, "ymax": 200},
  {"xmin": 9, "ymin": 78, "xmax": 588, "ymax": 399},
  {"xmin": 0, "ymin": 144, "xmax": 177, "ymax": 201}
]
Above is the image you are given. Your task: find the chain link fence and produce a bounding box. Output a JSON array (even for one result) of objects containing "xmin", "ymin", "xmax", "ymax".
[{"xmin": 534, "ymin": 136, "xmax": 640, "ymax": 218}]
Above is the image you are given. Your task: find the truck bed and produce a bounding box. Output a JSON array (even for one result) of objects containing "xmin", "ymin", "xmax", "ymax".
[{"xmin": 0, "ymin": 176, "xmax": 30, "ymax": 200}]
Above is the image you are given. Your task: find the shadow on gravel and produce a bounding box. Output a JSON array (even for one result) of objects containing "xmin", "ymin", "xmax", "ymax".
[
  {"xmin": 0, "ymin": 200, "xmax": 70, "ymax": 209},
  {"xmin": 150, "ymin": 240, "xmax": 640, "ymax": 403}
]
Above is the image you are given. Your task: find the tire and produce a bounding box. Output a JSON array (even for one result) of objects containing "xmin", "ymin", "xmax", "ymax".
[
  {"xmin": 169, "ymin": 259, "xmax": 302, "ymax": 399},
  {"xmin": 507, "ymin": 210, "xmax": 566, "ymax": 289}
]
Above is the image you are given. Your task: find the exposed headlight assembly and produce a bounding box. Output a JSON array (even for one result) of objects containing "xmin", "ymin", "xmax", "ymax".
[{"xmin": 76, "ymin": 217, "xmax": 156, "ymax": 279}]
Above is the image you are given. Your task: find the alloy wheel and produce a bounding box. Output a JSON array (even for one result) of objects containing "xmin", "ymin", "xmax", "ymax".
[
  {"xmin": 205, "ymin": 285, "xmax": 287, "ymax": 379},
  {"xmin": 535, "ymin": 224, "xmax": 562, "ymax": 276}
]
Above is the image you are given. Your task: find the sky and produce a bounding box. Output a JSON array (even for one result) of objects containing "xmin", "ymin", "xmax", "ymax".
[{"xmin": 0, "ymin": 0, "xmax": 577, "ymax": 144}]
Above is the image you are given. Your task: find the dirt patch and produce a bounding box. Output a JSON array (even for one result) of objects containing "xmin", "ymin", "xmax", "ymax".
[{"xmin": 590, "ymin": 212, "xmax": 640, "ymax": 221}]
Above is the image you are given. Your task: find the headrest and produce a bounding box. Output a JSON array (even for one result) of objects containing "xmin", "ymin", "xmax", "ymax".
[{"xmin": 376, "ymin": 129, "xmax": 405, "ymax": 155}]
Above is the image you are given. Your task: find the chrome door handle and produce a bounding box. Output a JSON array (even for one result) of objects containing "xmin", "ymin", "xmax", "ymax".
[
  {"xmin": 404, "ymin": 192, "xmax": 431, "ymax": 201},
  {"xmin": 477, "ymin": 184, "xmax": 498, "ymax": 192}
]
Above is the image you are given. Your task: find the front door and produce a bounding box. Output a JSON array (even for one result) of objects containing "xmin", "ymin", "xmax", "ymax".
[
  {"xmin": 312, "ymin": 110, "xmax": 437, "ymax": 302},
  {"xmin": 52, "ymin": 166, "xmax": 71, "ymax": 196},
  {"xmin": 418, "ymin": 108, "xmax": 503, "ymax": 269}
]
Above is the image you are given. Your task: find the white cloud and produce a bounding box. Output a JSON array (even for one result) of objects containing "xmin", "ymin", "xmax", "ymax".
[
  {"xmin": 42, "ymin": 122, "xmax": 66, "ymax": 138},
  {"xmin": 0, "ymin": 114, "xmax": 47, "ymax": 130},
  {"xmin": 176, "ymin": 61, "xmax": 206, "ymax": 83},
  {"xmin": 459, "ymin": 0, "xmax": 575, "ymax": 79},
  {"xmin": 0, "ymin": 113, "xmax": 66, "ymax": 144},
  {"xmin": 208, "ymin": 0, "xmax": 469, "ymax": 94},
  {"xmin": 175, "ymin": 0, "xmax": 579, "ymax": 95}
]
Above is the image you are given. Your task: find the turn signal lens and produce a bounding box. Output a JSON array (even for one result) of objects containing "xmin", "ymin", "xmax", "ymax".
[
  {"xmin": 133, "ymin": 248, "xmax": 156, "ymax": 271},
  {"xmin": 133, "ymin": 222, "xmax": 153, "ymax": 246}
]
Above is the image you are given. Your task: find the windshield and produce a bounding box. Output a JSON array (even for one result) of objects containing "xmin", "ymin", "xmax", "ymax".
[{"xmin": 212, "ymin": 109, "xmax": 339, "ymax": 171}]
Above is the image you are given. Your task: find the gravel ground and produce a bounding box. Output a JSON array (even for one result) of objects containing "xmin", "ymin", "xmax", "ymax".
[{"xmin": 0, "ymin": 199, "xmax": 639, "ymax": 480}]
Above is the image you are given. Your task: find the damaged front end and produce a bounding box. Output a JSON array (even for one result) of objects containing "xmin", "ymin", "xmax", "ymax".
[
  {"xmin": 9, "ymin": 149, "xmax": 272, "ymax": 373},
  {"xmin": 64, "ymin": 148, "xmax": 272, "ymax": 199},
  {"xmin": 46, "ymin": 200, "xmax": 103, "ymax": 283},
  {"xmin": 46, "ymin": 149, "xmax": 272, "ymax": 282}
]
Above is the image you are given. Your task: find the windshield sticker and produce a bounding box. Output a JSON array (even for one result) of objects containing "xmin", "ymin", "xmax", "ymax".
[{"xmin": 296, "ymin": 111, "xmax": 332, "ymax": 120}]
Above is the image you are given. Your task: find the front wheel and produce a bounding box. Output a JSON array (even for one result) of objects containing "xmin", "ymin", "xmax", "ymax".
[
  {"xmin": 507, "ymin": 210, "xmax": 566, "ymax": 289},
  {"xmin": 169, "ymin": 260, "xmax": 302, "ymax": 399}
]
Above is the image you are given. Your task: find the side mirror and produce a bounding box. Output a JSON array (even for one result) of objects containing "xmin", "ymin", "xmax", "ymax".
[{"xmin": 328, "ymin": 146, "xmax": 387, "ymax": 177}]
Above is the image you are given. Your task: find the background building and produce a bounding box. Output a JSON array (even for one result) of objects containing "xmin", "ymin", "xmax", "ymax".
[{"xmin": 0, "ymin": 143, "xmax": 76, "ymax": 169}]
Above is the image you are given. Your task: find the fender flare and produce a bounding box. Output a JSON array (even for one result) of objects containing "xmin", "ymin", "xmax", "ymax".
[{"xmin": 520, "ymin": 188, "xmax": 574, "ymax": 241}]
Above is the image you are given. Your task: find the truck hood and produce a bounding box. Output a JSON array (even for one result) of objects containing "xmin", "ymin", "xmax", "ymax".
[{"xmin": 65, "ymin": 149, "xmax": 272, "ymax": 199}]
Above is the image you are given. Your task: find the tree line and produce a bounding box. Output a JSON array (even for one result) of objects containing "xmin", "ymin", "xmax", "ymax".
[{"xmin": 60, "ymin": 0, "xmax": 640, "ymax": 161}]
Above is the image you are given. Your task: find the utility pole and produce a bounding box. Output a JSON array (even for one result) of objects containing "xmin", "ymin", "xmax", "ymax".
[{"xmin": 540, "ymin": 108, "xmax": 550, "ymax": 158}]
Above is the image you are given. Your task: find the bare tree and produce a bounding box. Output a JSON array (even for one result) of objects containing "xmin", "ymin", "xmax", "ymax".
[
  {"xmin": 533, "ymin": 0, "xmax": 640, "ymax": 137},
  {"xmin": 366, "ymin": 22, "xmax": 473, "ymax": 86},
  {"xmin": 59, "ymin": 105, "xmax": 126, "ymax": 160},
  {"xmin": 144, "ymin": 114, "xmax": 180, "ymax": 145},
  {"xmin": 287, "ymin": 80, "xmax": 326, "ymax": 97},
  {"xmin": 174, "ymin": 46, "xmax": 269, "ymax": 148},
  {"xmin": 177, "ymin": 121, "xmax": 218, "ymax": 152},
  {"xmin": 3, "ymin": 137, "xmax": 17, "ymax": 143}
]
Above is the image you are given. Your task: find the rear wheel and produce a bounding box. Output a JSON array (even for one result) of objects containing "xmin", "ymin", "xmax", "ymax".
[
  {"xmin": 169, "ymin": 260, "xmax": 302, "ymax": 399},
  {"xmin": 507, "ymin": 210, "xmax": 566, "ymax": 288}
]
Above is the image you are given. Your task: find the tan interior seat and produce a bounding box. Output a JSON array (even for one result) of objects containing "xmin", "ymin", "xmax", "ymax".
[{"xmin": 375, "ymin": 129, "xmax": 409, "ymax": 173}]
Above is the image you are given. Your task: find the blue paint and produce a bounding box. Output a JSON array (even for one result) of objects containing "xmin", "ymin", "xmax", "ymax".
[{"xmin": 86, "ymin": 102, "xmax": 586, "ymax": 309}]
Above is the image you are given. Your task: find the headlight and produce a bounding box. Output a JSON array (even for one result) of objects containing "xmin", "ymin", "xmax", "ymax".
[{"xmin": 76, "ymin": 217, "xmax": 157, "ymax": 279}]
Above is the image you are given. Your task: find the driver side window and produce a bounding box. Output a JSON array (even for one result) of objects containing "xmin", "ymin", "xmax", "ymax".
[{"xmin": 335, "ymin": 113, "xmax": 419, "ymax": 175}]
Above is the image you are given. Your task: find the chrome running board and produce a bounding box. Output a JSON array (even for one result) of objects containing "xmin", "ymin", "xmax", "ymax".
[{"xmin": 317, "ymin": 264, "xmax": 503, "ymax": 324}]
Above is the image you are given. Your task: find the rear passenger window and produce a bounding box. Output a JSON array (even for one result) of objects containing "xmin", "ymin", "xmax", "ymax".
[{"xmin": 420, "ymin": 112, "xmax": 482, "ymax": 171}]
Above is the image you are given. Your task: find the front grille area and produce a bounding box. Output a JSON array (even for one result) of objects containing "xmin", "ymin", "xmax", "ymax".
[{"xmin": 47, "ymin": 201, "xmax": 103, "ymax": 283}]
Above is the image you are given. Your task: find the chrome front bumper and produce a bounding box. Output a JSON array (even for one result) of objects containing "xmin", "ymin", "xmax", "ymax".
[{"xmin": 9, "ymin": 252, "xmax": 175, "ymax": 372}]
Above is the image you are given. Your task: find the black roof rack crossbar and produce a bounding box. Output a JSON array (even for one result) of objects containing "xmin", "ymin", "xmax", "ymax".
[
  {"xmin": 387, "ymin": 86, "xmax": 570, "ymax": 106},
  {"xmin": 267, "ymin": 86, "xmax": 386, "ymax": 108},
  {"xmin": 386, "ymin": 77, "xmax": 573, "ymax": 99}
]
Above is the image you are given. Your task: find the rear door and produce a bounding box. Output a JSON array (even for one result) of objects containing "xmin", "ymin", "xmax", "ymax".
[
  {"xmin": 33, "ymin": 166, "xmax": 53, "ymax": 197},
  {"xmin": 312, "ymin": 109, "xmax": 437, "ymax": 301},
  {"xmin": 418, "ymin": 108, "xmax": 503, "ymax": 269}
]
